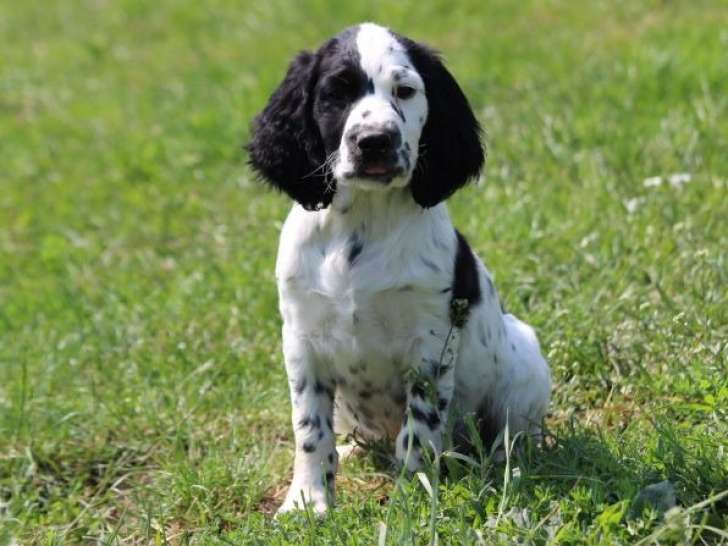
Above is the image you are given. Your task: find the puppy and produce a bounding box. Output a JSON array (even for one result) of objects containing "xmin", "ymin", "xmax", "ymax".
[{"xmin": 247, "ymin": 23, "xmax": 551, "ymax": 515}]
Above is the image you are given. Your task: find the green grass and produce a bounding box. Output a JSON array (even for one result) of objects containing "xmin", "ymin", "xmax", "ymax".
[{"xmin": 1, "ymin": 0, "xmax": 727, "ymax": 544}]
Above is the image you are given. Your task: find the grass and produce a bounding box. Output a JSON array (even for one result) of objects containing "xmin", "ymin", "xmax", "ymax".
[{"xmin": 1, "ymin": 0, "xmax": 727, "ymax": 543}]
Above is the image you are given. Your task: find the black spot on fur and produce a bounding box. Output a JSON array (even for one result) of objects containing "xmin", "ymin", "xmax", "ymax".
[
  {"xmin": 438, "ymin": 397, "xmax": 449, "ymax": 411},
  {"xmin": 411, "ymin": 404, "xmax": 441, "ymax": 429},
  {"xmin": 326, "ymin": 417, "xmax": 333, "ymax": 430},
  {"xmin": 302, "ymin": 442, "xmax": 316, "ymax": 453},
  {"xmin": 452, "ymin": 230, "xmax": 482, "ymax": 313},
  {"xmin": 325, "ymin": 471, "xmax": 335, "ymax": 483},
  {"xmin": 362, "ymin": 110, "xmax": 371, "ymax": 118},
  {"xmin": 411, "ymin": 381, "xmax": 427, "ymax": 399},
  {"xmin": 359, "ymin": 390, "xmax": 372, "ymax": 400},
  {"xmin": 298, "ymin": 416, "xmax": 311, "ymax": 428},
  {"xmin": 294, "ymin": 377, "xmax": 307, "ymax": 395},
  {"xmin": 328, "ymin": 453, "xmax": 334, "ymax": 464},
  {"xmin": 440, "ymin": 287, "xmax": 451, "ymax": 294},
  {"xmin": 389, "ymin": 100, "xmax": 406, "ymax": 122},
  {"xmin": 318, "ymin": 430, "xmax": 324, "ymax": 440},
  {"xmin": 402, "ymin": 432, "xmax": 421, "ymax": 450},
  {"xmin": 366, "ymin": 78, "xmax": 374, "ymax": 93},
  {"xmin": 314, "ymin": 380, "xmax": 334, "ymax": 399},
  {"xmin": 511, "ymin": 343, "xmax": 516, "ymax": 352},
  {"xmin": 348, "ymin": 233, "xmax": 364, "ymax": 264}
]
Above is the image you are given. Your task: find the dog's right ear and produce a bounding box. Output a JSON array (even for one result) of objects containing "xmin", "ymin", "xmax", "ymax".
[{"xmin": 247, "ymin": 52, "xmax": 335, "ymax": 210}]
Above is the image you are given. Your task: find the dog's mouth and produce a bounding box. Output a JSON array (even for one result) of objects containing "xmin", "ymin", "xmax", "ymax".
[{"xmin": 347, "ymin": 160, "xmax": 404, "ymax": 182}]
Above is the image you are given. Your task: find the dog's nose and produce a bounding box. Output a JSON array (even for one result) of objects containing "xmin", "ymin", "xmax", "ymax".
[{"xmin": 357, "ymin": 131, "xmax": 393, "ymax": 153}]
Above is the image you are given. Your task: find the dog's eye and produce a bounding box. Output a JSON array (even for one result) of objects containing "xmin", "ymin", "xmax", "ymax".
[
  {"xmin": 322, "ymin": 74, "xmax": 357, "ymax": 101},
  {"xmin": 394, "ymin": 86, "xmax": 416, "ymax": 100}
]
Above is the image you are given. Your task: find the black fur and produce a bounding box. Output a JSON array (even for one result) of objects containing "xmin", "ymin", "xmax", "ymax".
[
  {"xmin": 452, "ymin": 229, "xmax": 482, "ymax": 307},
  {"xmin": 247, "ymin": 51, "xmax": 334, "ymax": 210},
  {"xmin": 397, "ymin": 36, "xmax": 485, "ymax": 208}
]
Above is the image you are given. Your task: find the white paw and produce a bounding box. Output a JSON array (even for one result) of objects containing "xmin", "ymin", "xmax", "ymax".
[{"xmin": 276, "ymin": 483, "xmax": 330, "ymax": 516}]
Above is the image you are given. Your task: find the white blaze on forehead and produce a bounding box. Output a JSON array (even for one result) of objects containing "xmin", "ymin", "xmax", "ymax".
[{"xmin": 356, "ymin": 23, "xmax": 410, "ymax": 77}]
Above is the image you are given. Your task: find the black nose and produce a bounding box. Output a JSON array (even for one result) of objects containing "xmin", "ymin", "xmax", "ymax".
[{"xmin": 357, "ymin": 130, "xmax": 395, "ymax": 153}]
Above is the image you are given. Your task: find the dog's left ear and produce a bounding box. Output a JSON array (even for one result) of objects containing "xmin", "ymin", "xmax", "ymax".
[{"xmin": 403, "ymin": 39, "xmax": 485, "ymax": 208}]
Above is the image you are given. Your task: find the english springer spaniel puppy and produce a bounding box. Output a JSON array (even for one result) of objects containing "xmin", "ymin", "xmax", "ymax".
[{"xmin": 247, "ymin": 23, "xmax": 551, "ymax": 515}]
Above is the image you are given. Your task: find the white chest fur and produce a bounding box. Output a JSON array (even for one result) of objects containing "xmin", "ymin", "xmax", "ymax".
[{"xmin": 276, "ymin": 189, "xmax": 457, "ymax": 436}]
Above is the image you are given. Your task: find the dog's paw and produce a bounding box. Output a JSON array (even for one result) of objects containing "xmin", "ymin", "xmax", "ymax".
[{"xmin": 276, "ymin": 483, "xmax": 330, "ymax": 517}]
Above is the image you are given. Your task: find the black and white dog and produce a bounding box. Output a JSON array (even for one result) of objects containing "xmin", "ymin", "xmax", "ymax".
[{"xmin": 248, "ymin": 23, "xmax": 551, "ymax": 514}]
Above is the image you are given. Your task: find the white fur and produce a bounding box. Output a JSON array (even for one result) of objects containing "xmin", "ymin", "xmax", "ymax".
[{"xmin": 275, "ymin": 23, "xmax": 550, "ymax": 515}]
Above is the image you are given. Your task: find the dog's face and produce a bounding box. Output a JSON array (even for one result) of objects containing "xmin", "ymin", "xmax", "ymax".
[
  {"xmin": 248, "ymin": 23, "xmax": 484, "ymax": 210},
  {"xmin": 314, "ymin": 24, "xmax": 427, "ymax": 190}
]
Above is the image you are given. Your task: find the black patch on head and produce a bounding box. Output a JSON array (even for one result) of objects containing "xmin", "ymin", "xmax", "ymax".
[
  {"xmin": 248, "ymin": 26, "xmax": 379, "ymax": 210},
  {"xmin": 302, "ymin": 442, "xmax": 316, "ymax": 453},
  {"xmin": 348, "ymin": 232, "xmax": 364, "ymax": 264},
  {"xmin": 394, "ymin": 35, "xmax": 485, "ymax": 207},
  {"xmin": 452, "ymin": 230, "xmax": 482, "ymax": 310}
]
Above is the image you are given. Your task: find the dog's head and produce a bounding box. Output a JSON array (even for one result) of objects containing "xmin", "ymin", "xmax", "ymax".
[{"xmin": 247, "ymin": 23, "xmax": 484, "ymax": 210}]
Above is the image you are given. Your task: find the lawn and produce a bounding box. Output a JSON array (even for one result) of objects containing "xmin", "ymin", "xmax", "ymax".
[{"xmin": 1, "ymin": 0, "xmax": 727, "ymax": 544}]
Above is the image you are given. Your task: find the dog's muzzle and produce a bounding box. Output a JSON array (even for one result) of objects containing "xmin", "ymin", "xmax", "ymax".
[{"xmin": 346, "ymin": 122, "xmax": 403, "ymax": 181}]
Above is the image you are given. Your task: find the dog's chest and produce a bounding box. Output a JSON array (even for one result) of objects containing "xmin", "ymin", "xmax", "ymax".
[{"xmin": 279, "ymin": 228, "xmax": 452, "ymax": 437}]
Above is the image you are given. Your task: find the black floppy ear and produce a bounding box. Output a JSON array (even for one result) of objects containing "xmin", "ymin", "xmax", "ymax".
[
  {"xmin": 404, "ymin": 40, "xmax": 485, "ymax": 208},
  {"xmin": 247, "ymin": 51, "xmax": 335, "ymax": 210}
]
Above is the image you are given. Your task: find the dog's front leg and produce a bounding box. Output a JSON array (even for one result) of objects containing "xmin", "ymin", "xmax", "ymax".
[
  {"xmin": 395, "ymin": 334, "xmax": 457, "ymax": 472},
  {"xmin": 277, "ymin": 330, "xmax": 337, "ymax": 515}
]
